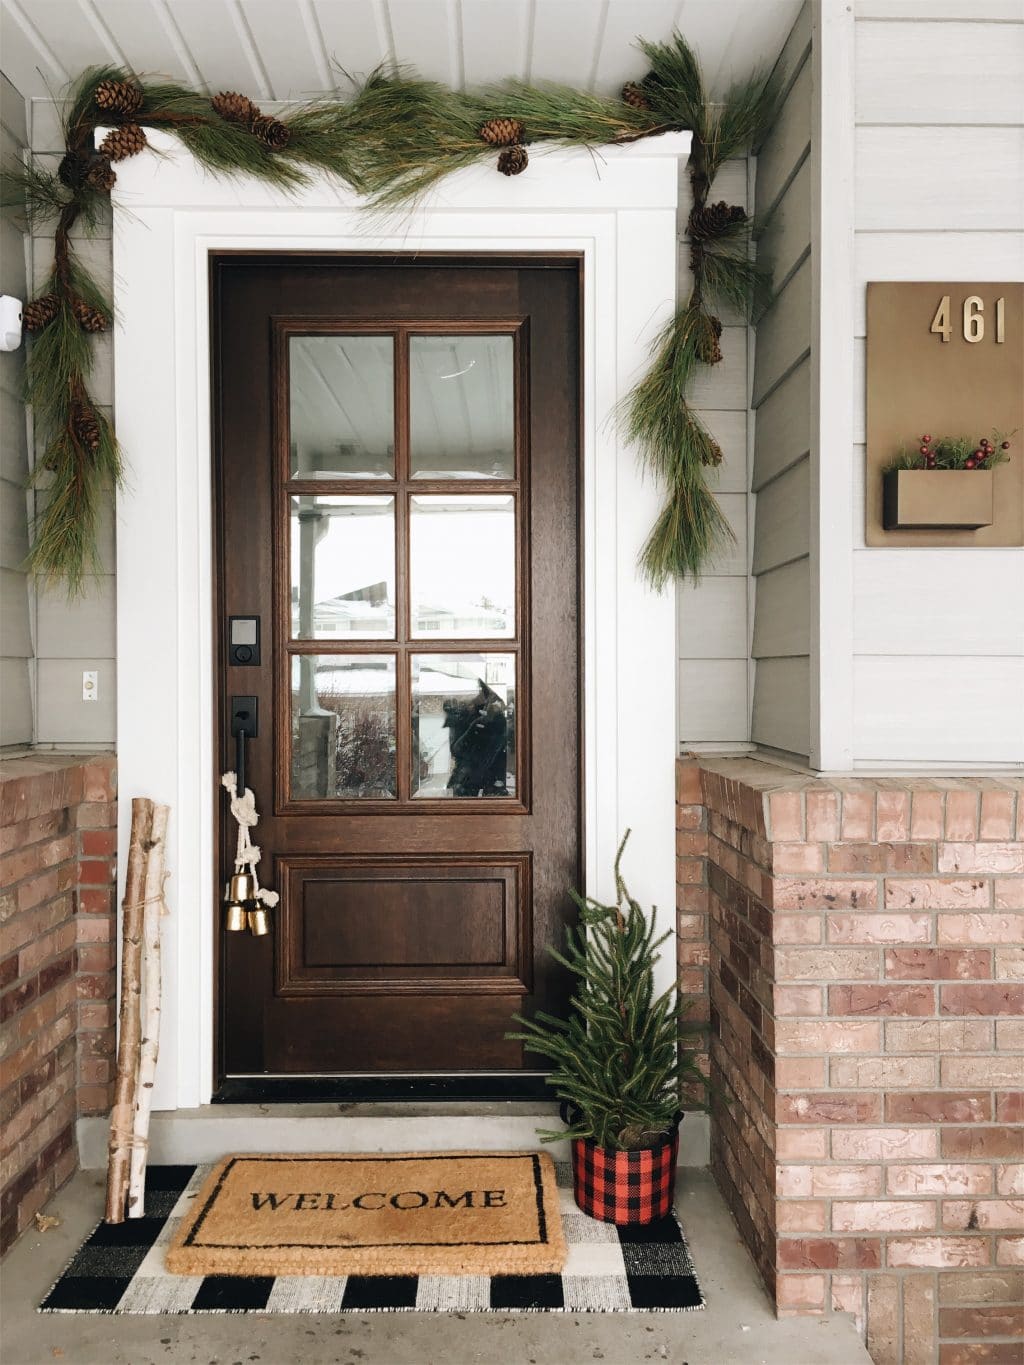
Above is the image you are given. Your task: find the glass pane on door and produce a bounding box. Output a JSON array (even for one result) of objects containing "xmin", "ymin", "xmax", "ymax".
[
  {"xmin": 290, "ymin": 335, "xmax": 394, "ymax": 479},
  {"xmin": 409, "ymin": 335, "xmax": 514, "ymax": 479},
  {"xmin": 291, "ymin": 654, "xmax": 397, "ymax": 799},
  {"xmin": 290, "ymin": 495, "xmax": 395, "ymax": 639},
  {"xmin": 409, "ymin": 494, "xmax": 515, "ymax": 638},
  {"xmin": 412, "ymin": 654, "xmax": 516, "ymax": 798}
]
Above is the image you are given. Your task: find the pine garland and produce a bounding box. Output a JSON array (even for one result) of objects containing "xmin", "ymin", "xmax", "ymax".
[
  {"xmin": 508, "ymin": 832, "xmax": 708, "ymax": 1150},
  {"xmin": 1, "ymin": 35, "xmax": 778, "ymax": 590}
]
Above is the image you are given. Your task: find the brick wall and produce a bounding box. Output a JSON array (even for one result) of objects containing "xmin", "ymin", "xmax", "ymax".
[
  {"xmin": 1, "ymin": 754, "xmax": 117, "ymax": 1252},
  {"xmin": 679, "ymin": 756, "xmax": 1024, "ymax": 1365}
]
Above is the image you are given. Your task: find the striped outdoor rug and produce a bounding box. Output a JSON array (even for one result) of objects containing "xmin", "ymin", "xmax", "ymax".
[{"xmin": 40, "ymin": 1162, "xmax": 704, "ymax": 1314}]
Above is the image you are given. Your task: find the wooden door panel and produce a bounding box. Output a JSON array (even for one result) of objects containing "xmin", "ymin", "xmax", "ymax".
[
  {"xmin": 214, "ymin": 255, "xmax": 580, "ymax": 1084},
  {"xmin": 277, "ymin": 854, "xmax": 531, "ymax": 992}
]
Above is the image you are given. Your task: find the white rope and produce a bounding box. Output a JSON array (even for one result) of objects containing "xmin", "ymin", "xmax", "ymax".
[{"xmin": 221, "ymin": 771, "xmax": 279, "ymax": 908}]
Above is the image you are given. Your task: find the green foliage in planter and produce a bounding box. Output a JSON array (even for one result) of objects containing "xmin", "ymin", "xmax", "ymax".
[
  {"xmin": 509, "ymin": 832, "xmax": 707, "ymax": 1151},
  {"xmin": 885, "ymin": 430, "xmax": 1014, "ymax": 474}
]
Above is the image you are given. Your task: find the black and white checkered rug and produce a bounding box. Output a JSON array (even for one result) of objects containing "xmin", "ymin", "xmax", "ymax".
[{"xmin": 41, "ymin": 1163, "xmax": 704, "ymax": 1314}]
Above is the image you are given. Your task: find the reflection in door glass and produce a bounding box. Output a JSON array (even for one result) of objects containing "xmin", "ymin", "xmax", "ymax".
[
  {"xmin": 409, "ymin": 335, "xmax": 514, "ymax": 479},
  {"xmin": 289, "ymin": 335, "xmax": 394, "ymax": 479},
  {"xmin": 412, "ymin": 655, "xmax": 515, "ymax": 798},
  {"xmin": 290, "ymin": 495, "xmax": 395, "ymax": 639},
  {"xmin": 410, "ymin": 495, "xmax": 514, "ymax": 638},
  {"xmin": 291, "ymin": 655, "xmax": 396, "ymax": 799}
]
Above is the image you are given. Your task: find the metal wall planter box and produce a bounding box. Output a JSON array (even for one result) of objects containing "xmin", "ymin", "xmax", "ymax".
[{"xmin": 882, "ymin": 469, "xmax": 994, "ymax": 531}]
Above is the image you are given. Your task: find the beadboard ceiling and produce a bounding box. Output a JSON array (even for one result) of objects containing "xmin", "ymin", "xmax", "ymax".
[{"xmin": 0, "ymin": 0, "xmax": 802, "ymax": 104}]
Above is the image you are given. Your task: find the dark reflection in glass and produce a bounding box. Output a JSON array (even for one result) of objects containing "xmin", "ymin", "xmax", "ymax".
[
  {"xmin": 289, "ymin": 335, "xmax": 394, "ymax": 479},
  {"xmin": 410, "ymin": 335, "xmax": 514, "ymax": 479},
  {"xmin": 291, "ymin": 655, "xmax": 396, "ymax": 799},
  {"xmin": 412, "ymin": 655, "xmax": 516, "ymax": 798}
]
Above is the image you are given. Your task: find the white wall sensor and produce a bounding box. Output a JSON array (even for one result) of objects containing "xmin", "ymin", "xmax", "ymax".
[{"xmin": 0, "ymin": 296, "xmax": 23, "ymax": 351}]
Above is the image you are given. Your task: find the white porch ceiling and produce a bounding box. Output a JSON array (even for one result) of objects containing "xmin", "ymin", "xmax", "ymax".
[{"xmin": 1, "ymin": 0, "xmax": 802, "ymax": 104}]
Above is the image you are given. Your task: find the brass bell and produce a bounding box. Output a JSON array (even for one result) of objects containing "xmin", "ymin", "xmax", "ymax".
[
  {"xmin": 248, "ymin": 905, "xmax": 271, "ymax": 937},
  {"xmin": 223, "ymin": 901, "xmax": 247, "ymax": 933},
  {"xmin": 228, "ymin": 871, "xmax": 257, "ymax": 903}
]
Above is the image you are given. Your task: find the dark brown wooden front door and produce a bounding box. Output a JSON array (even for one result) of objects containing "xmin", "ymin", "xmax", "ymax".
[{"xmin": 213, "ymin": 255, "xmax": 581, "ymax": 1087}]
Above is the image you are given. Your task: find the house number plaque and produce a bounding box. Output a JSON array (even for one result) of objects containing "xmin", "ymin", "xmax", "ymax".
[{"xmin": 865, "ymin": 282, "xmax": 1024, "ymax": 548}]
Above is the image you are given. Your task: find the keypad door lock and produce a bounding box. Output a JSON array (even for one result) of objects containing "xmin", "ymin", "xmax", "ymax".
[{"xmin": 229, "ymin": 615, "xmax": 260, "ymax": 666}]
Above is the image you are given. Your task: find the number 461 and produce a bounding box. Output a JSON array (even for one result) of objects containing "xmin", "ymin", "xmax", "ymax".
[{"xmin": 931, "ymin": 294, "xmax": 1006, "ymax": 344}]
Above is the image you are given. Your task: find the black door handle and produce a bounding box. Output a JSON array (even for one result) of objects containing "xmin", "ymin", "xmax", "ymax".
[{"xmin": 229, "ymin": 696, "xmax": 258, "ymax": 794}]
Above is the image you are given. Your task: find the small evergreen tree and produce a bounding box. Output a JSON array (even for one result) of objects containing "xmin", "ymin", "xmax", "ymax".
[{"xmin": 510, "ymin": 831, "xmax": 708, "ymax": 1150}]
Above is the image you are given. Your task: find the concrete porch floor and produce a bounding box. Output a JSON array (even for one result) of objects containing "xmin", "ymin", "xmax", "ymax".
[{"xmin": 1, "ymin": 1167, "xmax": 872, "ymax": 1365}]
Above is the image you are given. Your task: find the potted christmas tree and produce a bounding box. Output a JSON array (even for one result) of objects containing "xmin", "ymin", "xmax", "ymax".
[{"xmin": 510, "ymin": 832, "xmax": 707, "ymax": 1225}]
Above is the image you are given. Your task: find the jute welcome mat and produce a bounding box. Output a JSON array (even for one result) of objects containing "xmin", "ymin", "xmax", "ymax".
[
  {"xmin": 40, "ymin": 1162, "xmax": 704, "ymax": 1313},
  {"xmin": 165, "ymin": 1152, "xmax": 565, "ymax": 1277}
]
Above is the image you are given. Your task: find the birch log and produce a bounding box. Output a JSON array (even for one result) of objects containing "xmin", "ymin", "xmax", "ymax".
[
  {"xmin": 126, "ymin": 801, "xmax": 169, "ymax": 1218},
  {"xmin": 104, "ymin": 797, "xmax": 153, "ymax": 1224}
]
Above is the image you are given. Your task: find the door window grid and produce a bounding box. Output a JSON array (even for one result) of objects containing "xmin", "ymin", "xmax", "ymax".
[{"xmin": 280, "ymin": 324, "xmax": 526, "ymax": 807}]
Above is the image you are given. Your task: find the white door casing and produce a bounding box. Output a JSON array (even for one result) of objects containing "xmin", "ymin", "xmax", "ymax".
[{"xmin": 111, "ymin": 130, "xmax": 690, "ymax": 1109}]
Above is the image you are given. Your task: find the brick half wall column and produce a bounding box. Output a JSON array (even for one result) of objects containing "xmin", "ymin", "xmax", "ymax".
[
  {"xmin": 679, "ymin": 757, "xmax": 1024, "ymax": 1365},
  {"xmin": 1, "ymin": 754, "xmax": 117, "ymax": 1253}
]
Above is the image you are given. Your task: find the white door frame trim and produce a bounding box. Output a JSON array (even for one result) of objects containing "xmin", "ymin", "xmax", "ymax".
[{"xmin": 111, "ymin": 132, "xmax": 690, "ymax": 1109}]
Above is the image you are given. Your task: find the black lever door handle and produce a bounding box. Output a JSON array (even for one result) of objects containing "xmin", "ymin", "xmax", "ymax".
[{"xmin": 229, "ymin": 696, "xmax": 258, "ymax": 795}]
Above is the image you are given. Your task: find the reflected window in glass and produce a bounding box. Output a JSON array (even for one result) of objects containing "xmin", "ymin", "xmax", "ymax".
[
  {"xmin": 290, "ymin": 495, "xmax": 395, "ymax": 639},
  {"xmin": 409, "ymin": 335, "xmax": 514, "ymax": 479},
  {"xmin": 291, "ymin": 655, "xmax": 396, "ymax": 799},
  {"xmin": 289, "ymin": 335, "xmax": 394, "ymax": 479},
  {"xmin": 409, "ymin": 495, "xmax": 514, "ymax": 638},
  {"xmin": 412, "ymin": 654, "xmax": 515, "ymax": 798}
]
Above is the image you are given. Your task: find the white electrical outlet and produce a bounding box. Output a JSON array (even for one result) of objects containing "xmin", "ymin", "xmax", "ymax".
[{"xmin": 82, "ymin": 670, "xmax": 99, "ymax": 702}]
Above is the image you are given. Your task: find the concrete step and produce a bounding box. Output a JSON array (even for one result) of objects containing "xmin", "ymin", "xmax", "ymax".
[{"xmin": 77, "ymin": 1104, "xmax": 711, "ymax": 1168}]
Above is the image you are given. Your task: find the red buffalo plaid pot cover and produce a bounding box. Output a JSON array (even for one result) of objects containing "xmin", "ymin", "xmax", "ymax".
[{"xmin": 565, "ymin": 1108, "xmax": 682, "ymax": 1225}]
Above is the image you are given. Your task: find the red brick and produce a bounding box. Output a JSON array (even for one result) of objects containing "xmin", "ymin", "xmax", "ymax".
[
  {"xmin": 76, "ymin": 859, "xmax": 115, "ymax": 887},
  {"xmin": 768, "ymin": 792, "xmax": 804, "ymax": 841},
  {"xmin": 829, "ymin": 842, "xmax": 933, "ymax": 873},
  {"xmin": 776, "ymin": 1272, "xmax": 826, "ymax": 1311},
  {"xmin": 773, "ymin": 879, "xmax": 878, "ymax": 910},
  {"xmin": 76, "ymin": 887, "xmax": 113, "ymax": 914},
  {"xmin": 830, "ymin": 914, "xmax": 930, "ymax": 944},
  {"xmin": 888, "ymin": 1236, "xmax": 989, "ymax": 1268},
  {"xmin": 997, "ymin": 1095, "xmax": 1024, "ymax": 1123},
  {"xmin": 996, "ymin": 1237, "xmax": 1024, "ymax": 1266},
  {"xmin": 885, "ymin": 949, "xmax": 992, "ymax": 980},
  {"xmin": 832, "ymin": 1201, "xmax": 935, "ymax": 1232},
  {"xmin": 888, "ymin": 1165, "xmax": 992, "ymax": 1196},
  {"xmin": 841, "ymin": 792, "xmax": 874, "ymax": 841},
  {"xmin": 833, "ymin": 1129, "xmax": 938, "ymax": 1160},
  {"xmin": 939, "ymin": 1306, "xmax": 1024, "ymax": 1338},
  {"xmin": 942, "ymin": 984, "xmax": 1024, "ymax": 1016},
  {"xmin": 80, "ymin": 829, "xmax": 117, "ymax": 857},
  {"xmin": 887, "ymin": 879, "xmax": 990, "ymax": 910},
  {"xmin": 777, "ymin": 1237, "xmax": 881, "ymax": 1270},
  {"xmin": 946, "ymin": 792, "xmax": 980, "ymax": 841},
  {"xmin": 940, "ymin": 1345, "xmax": 1024, "ymax": 1365},
  {"xmin": 940, "ymin": 913, "xmax": 1022, "ymax": 944},
  {"xmin": 777, "ymin": 1093, "xmax": 882, "ymax": 1124},
  {"xmin": 940, "ymin": 844, "xmax": 1024, "ymax": 875},
  {"xmin": 995, "ymin": 880, "xmax": 1024, "ymax": 910},
  {"xmin": 676, "ymin": 760, "xmax": 702, "ymax": 805},
  {"xmin": 776, "ymin": 948, "xmax": 880, "ymax": 980},
  {"xmin": 912, "ymin": 791, "xmax": 945, "ymax": 840},
  {"xmin": 829, "ymin": 984, "xmax": 935, "ymax": 1016},
  {"xmin": 876, "ymin": 790, "xmax": 911, "ymax": 842},
  {"xmin": 943, "ymin": 1129, "xmax": 1024, "ymax": 1159},
  {"xmin": 775, "ymin": 1020, "xmax": 880, "ymax": 1054},
  {"xmin": 806, "ymin": 791, "xmax": 839, "ymax": 841},
  {"xmin": 998, "ymin": 1165, "xmax": 1024, "ymax": 1197},
  {"xmin": 980, "ymin": 791, "xmax": 1016, "ymax": 841},
  {"xmin": 942, "ymin": 1201, "xmax": 1024, "ymax": 1232},
  {"xmin": 886, "ymin": 1092, "xmax": 992, "ymax": 1124},
  {"xmin": 73, "ymin": 801, "xmax": 117, "ymax": 829}
]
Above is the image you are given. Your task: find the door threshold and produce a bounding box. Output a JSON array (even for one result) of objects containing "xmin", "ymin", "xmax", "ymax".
[{"xmin": 213, "ymin": 1074, "xmax": 554, "ymax": 1104}]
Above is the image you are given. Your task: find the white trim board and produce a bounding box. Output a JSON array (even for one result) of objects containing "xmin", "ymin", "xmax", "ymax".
[{"xmin": 110, "ymin": 130, "xmax": 690, "ymax": 1111}]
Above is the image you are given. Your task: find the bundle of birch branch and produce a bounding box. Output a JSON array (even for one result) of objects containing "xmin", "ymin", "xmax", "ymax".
[{"xmin": 104, "ymin": 796, "xmax": 170, "ymax": 1223}]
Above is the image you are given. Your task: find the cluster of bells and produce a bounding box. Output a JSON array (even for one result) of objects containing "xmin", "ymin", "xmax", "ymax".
[{"xmin": 222, "ymin": 872, "xmax": 271, "ymax": 936}]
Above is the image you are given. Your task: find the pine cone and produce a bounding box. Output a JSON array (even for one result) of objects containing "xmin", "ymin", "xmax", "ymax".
[
  {"xmin": 84, "ymin": 156, "xmax": 117, "ymax": 193},
  {"xmin": 23, "ymin": 295, "xmax": 60, "ymax": 332},
  {"xmin": 99, "ymin": 123, "xmax": 148, "ymax": 162},
  {"xmin": 688, "ymin": 200, "xmax": 746, "ymax": 242},
  {"xmin": 250, "ymin": 114, "xmax": 290, "ymax": 150},
  {"xmin": 621, "ymin": 81, "xmax": 651, "ymax": 111},
  {"xmin": 57, "ymin": 150, "xmax": 91, "ymax": 189},
  {"xmin": 94, "ymin": 79, "xmax": 144, "ymax": 116},
  {"xmin": 704, "ymin": 440, "xmax": 724, "ymax": 467},
  {"xmin": 71, "ymin": 297, "xmax": 108, "ymax": 333},
  {"xmin": 72, "ymin": 401, "xmax": 102, "ymax": 453},
  {"xmin": 480, "ymin": 117, "xmax": 525, "ymax": 147},
  {"xmin": 211, "ymin": 91, "xmax": 259, "ymax": 125},
  {"xmin": 697, "ymin": 315, "xmax": 724, "ymax": 365},
  {"xmin": 497, "ymin": 143, "xmax": 529, "ymax": 177}
]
